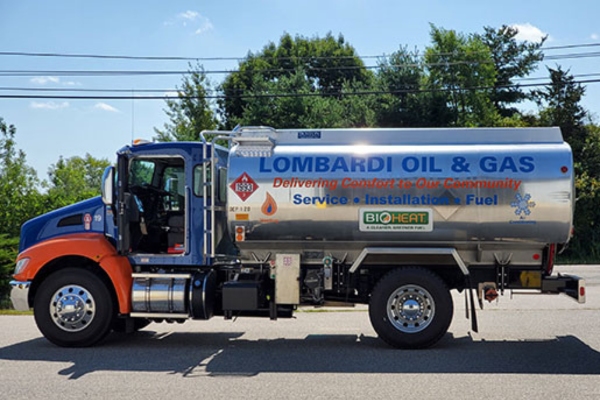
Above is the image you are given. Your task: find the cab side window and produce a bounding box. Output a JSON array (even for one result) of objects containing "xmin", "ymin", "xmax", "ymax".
[
  {"xmin": 218, "ymin": 167, "xmax": 227, "ymax": 202},
  {"xmin": 193, "ymin": 164, "xmax": 227, "ymax": 203},
  {"xmin": 193, "ymin": 164, "xmax": 211, "ymax": 197}
]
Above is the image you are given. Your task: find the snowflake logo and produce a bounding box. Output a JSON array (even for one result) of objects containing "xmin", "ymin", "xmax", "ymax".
[{"xmin": 511, "ymin": 193, "xmax": 536, "ymax": 218}]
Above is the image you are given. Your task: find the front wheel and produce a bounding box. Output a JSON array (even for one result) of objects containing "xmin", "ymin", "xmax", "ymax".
[
  {"xmin": 369, "ymin": 267, "xmax": 453, "ymax": 349},
  {"xmin": 34, "ymin": 268, "xmax": 115, "ymax": 347}
]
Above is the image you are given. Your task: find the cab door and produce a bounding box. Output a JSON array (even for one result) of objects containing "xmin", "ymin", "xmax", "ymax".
[{"xmin": 116, "ymin": 152, "xmax": 131, "ymax": 255}]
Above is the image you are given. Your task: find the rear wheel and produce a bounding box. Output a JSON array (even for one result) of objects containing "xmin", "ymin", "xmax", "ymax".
[
  {"xmin": 34, "ymin": 268, "xmax": 115, "ymax": 347},
  {"xmin": 369, "ymin": 267, "xmax": 453, "ymax": 349}
]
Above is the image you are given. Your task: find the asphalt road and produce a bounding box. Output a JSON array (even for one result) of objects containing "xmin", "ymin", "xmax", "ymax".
[{"xmin": 1, "ymin": 265, "xmax": 600, "ymax": 400}]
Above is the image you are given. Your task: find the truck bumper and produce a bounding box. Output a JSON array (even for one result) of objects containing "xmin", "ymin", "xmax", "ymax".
[
  {"xmin": 542, "ymin": 274, "xmax": 585, "ymax": 304},
  {"xmin": 10, "ymin": 280, "xmax": 31, "ymax": 311}
]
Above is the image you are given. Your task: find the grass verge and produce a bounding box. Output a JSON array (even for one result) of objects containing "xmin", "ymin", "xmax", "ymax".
[{"xmin": 0, "ymin": 309, "xmax": 32, "ymax": 315}]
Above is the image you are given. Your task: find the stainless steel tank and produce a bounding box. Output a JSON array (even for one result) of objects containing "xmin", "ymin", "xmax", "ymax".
[{"xmin": 226, "ymin": 127, "xmax": 573, "ymax": 256}]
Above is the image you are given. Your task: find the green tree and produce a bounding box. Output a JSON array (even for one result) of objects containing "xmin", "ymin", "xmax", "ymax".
[
  {"xmin": 46, "ymin": 154, "xmax": 111, "ymax": 209},
  {"xmin": 0, "ymin": 118, "xmax": 44, "ymax": 305},
  {"xmin": 154, "ymin": 63, "xmax": 217, "ymax": 142},
  {"xmin": 538, "ymin": 66, "xmax": 588, "ymax": 155},
  {"xmin": 235, "ymin": 70, "xmax": 377, "ymax": 128},
  {"xmin": 219, "ymin": 32, "xmax": 374, "ymax": 128},
  {"xmin": 374, "ymin": 46, "xmax": 453, "ymax": 127},
  {"xmin": 236, "ymin": 70, "xmax": 314, "ymax": 127},
  {"xmin": 0, "ymin": 234, "xmax": 19, "ymax": 307},
  {"xmin": 568, "ymin": 127, "xmax": 600, "ymax": 260},
  {"xmin": 478, "ymin": 25, "xmax": 545, "ymax": 118},
  {"xmin": 536, "ymin": 67, "xmax": 600, "ymax": 259},
  {"xmin": 424, "ymin": 25, "xmax": 499, "ymax": 127},
  {"xmin": 0, "ymin": 118, "xmax": 43, "ymax": 237},
  {"xmin": 375, "ymin": 46, "xmax": 422, "ymax": 127}
]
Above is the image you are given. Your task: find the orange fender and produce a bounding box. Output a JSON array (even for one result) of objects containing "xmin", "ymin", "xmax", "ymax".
[{"xmin": 14, "ymin": 233, "xmax": 132, "ymax": 314}]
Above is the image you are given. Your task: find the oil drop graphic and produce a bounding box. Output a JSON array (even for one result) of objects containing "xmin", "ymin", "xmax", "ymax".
[{"xmin": 261, "ymin": 192, "xmax": 278, "ymax": 216}]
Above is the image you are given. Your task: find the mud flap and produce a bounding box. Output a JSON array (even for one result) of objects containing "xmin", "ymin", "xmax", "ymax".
[
  {"xmin": 542, "ymin": 274, "xmax": 585, "ymax": 303},
  {"xmin": 465, "ymin": 275, "xmax": 479, "ymax": 333}
]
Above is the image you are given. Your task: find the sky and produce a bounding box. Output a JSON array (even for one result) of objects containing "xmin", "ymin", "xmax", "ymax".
[{"xmin": 1, "ymin": 0, "xmax": 599, "ymax": 181}]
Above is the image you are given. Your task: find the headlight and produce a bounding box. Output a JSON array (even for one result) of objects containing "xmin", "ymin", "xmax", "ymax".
[{"xmin": 14, "ymin": 258, "xmax": 30, "ymax": 275}]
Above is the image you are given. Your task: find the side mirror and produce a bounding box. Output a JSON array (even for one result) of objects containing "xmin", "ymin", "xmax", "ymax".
[{"xmin": 101, "ymin": 166, "xmax": 115, "ymax": 205}]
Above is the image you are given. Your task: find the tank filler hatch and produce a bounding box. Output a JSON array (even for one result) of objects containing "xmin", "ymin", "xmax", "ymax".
[{"xmin": 233, "ymin": 126, "xmax": 276, "ymax": 157}]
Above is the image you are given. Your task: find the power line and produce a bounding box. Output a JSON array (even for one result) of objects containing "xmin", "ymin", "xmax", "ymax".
[
  {"xmin": 3, "ymin": 78, "xmax": 599, "ymax": 100},
  {"xmin": 0, "ymin": 51, "xmax": 375, "ymax": 62},
  {"xmin": 3, "ymin": 72, "xmax": 600, "ymax": 94},
  {"xmin": 0, "ymin": 51, "xmax": 598, "ymax": 78},
  {"xmin": 0, "ymin": 62, "xmax": 488, "ymax": 77},
  {"xmin": 0, "ymin": 70, "xmax": 207, "ymax": 76},
  {"xmin": 0, "ymin": 48, "xmax": 598, "ymax": 78},
  {"xmin": 543, "ymin": 43, "xmax": 600, "ymax": 51},
  {"xmin": 0, "ymin": 87, "xmax": 172, "ymax": 93},
  {"xmin": 0, "ymin": 42, "xmax": 598, "ymax": 61},
  {"xmin": 0, "ymin": 51, "xmax": 235, "ymax": 61},
  {"xmin": 546, "ymin": 52, "xmax": 600, "ymax": 60}
]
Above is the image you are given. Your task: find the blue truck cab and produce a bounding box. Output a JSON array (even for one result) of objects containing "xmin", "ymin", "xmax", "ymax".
[
  {"xmin": 10, "ymin": 139, "xmax": 230, "ymax": 346},
  {"xmin": 107, "ymin": 140, "xmax": 230, "ymax": 267}
]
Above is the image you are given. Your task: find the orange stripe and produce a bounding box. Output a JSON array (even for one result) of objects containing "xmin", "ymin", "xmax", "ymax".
[{"xmin": 15, "ymin": 233, "xmax": 132, "ymax": 313}]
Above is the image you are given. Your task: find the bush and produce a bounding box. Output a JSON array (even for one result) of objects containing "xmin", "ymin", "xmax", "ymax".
[{"xmin": 0, "ymin": 235, "xmax": 19, "ymax": 308}]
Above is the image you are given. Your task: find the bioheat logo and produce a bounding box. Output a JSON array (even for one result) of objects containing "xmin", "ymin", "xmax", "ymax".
[{"xmin": 359, "ymin": 208, "xmax": 433, "ymax": 232}]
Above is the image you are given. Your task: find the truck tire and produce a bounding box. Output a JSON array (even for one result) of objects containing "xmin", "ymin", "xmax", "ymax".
[
  {"xmin": 33, "ymin": 268, "xmax": 115, "ymax": 347},
  {"xmin": 369, "ymin": 267, "xmax": 453, "ymax": 349}
]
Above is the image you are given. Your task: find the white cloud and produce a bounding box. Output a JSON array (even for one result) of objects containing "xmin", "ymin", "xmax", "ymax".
[
  {"xmin": 592, "ymin": 33, "xmax": 599, "ymax": 40},
  {"xmin": 94, "ymin": 103, "xmax": 120, "ymax": 113},
  {"xmin": 510, "ymin": 23, "xmax": 550, "ymax": 42},
  {"xmin": 166, "ymin": 10, "xmax": 213, "ymax": 33},
  {"xmin": 195, "ymin": 19, "xmax": 214, "ymax": 35},
  {"xmin": 30, "ymin": 76, "xmax": 82, "ymax": 86},
  {"xmin": 30, "ymin": 76, "xmax": 60, "ymax": 85},
  {"xmin": 30, "ymin": 101, "xmax": 69, "ymax": 110},
  {"xmin": 179, "ymin": 10, "xmax": 199, "ymax": 21},
  {"xmin": 163, "ymin": 91, "xmax": 181, "ymax": 98}
]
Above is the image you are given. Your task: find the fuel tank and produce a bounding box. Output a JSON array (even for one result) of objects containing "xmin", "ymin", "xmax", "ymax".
[{"xmin": 226, "ymin": 127, "xmax": 573, "ymax": 248}]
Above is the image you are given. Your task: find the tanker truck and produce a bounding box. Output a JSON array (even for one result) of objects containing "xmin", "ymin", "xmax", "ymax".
[{"xmin": 10, "ymin": 126, "xmax": 585, "ymax": 349}]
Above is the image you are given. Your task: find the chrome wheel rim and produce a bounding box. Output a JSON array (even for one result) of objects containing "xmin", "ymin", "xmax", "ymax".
[
  {"xmin": 386, "ymin": 284, "xmax": 435, "ymax": 333},
  {"xmin": 49, "ymin": 285, "xmax": 96, "ymax": 332}
]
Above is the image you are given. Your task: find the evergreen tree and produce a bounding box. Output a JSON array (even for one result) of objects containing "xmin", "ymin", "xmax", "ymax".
[
  {"xmin": 538, "ymin": 66, "xmax": 588, "ymax": 155},
  {"xmin": 537, "ymin": 67, "xmax": 600, "ymax": 259}
]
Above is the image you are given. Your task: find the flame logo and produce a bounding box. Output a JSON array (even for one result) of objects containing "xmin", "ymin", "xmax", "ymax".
[{"xmin": 261, "ymin": 192, "xmax": 278, "ymax": 216}]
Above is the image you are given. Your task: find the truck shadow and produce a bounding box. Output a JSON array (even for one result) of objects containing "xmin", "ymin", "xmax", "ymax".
[{"xmin": 1, "ymin": 331, "xmax": 599, "ymax": 379}]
